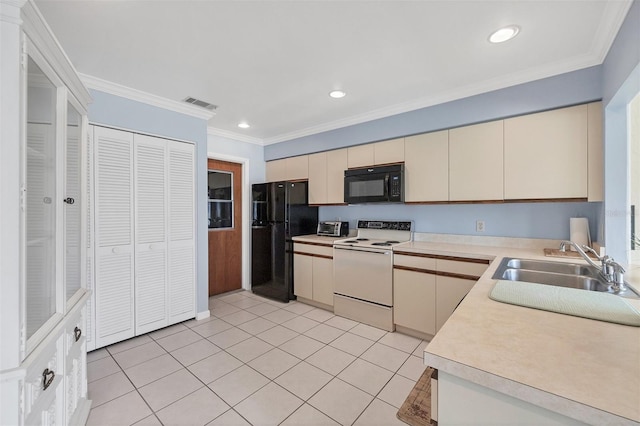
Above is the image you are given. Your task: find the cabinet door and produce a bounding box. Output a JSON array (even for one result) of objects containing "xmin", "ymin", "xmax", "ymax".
[
  {"xmin": 405, "ymin": 131, "xmax": 449, "ymax": 202},
  {"xmin": 587, "ymin": 102, "xmax": 603, "ymax": 202},
  {"xmin": 167, "ymin": 141, "xmax": 196, "ymax": 324},
  {"xmin": 293, "ymin": 253, "xmax": 313, "ymax": 300},
  {"xmin": 449, "ymin": 121, "xmax": 504, "ymax": 201},
  {"xmin": 133, "ymin": 135, "xmax": 168, "ymax": 334},
  {"xmin": 308, "ymin": 152, "xmax": 327, "ymax": 205},
  {"xmin": 504, "ymin": 104, "xmax": 587, "ymax": 199},
  {"xmin": 266, "ymin": 159, "xmax": 286, "ymax": 182},
  {"xmin": 394, "ymin": 269, "xmax": 436, "ymax": 335},
  {"xmin": 436, "ymin": 276, "xmax": 475, "ymax": 332},
  {"xmin": 94, "ymin": 127, "xmax": 135, "ymax": 348},
  {"xmin": 327, "ymin": 148, "xmax": 348, "ymax": 204},
  {"xmin": 286, "ymin": 155, "xmax": 309, "ymax": 180},
  {"xmin": 347, "ymin": 144, "xmax": 374, "ymax": 168},
  {"xmin": 374, "ymin": 138, "xmax": 404, "ymax": 165},
  {"xmin": 312, "ymin": 256, "xmax": 334, "ymax": 306}
]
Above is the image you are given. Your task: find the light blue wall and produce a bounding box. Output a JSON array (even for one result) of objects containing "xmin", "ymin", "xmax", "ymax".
[
  {"xmin": 88, "ymin": 89, "xmax": 210, "ymax": 314},
  {"xmin": 207, "ymin": 134, "xmax": 265, "ymax": 185},
  {"xmin": 320, "ymin": 203, "xmax": 600, "ymax": 240},
  {"xmin": 601, "ymin": 0, "xmax": 640, "ymax": 262},
  {"xmin": 265, "ymin": 66, "xmax": 602, "ymax": 160}
]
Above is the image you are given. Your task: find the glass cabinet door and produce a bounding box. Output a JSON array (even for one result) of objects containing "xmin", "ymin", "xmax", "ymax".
[{"xmin": 25, "ymin": 56, "xmax": 58, "ymax": 339}]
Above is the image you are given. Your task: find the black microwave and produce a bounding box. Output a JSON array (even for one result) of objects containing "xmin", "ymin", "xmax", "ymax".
[{"xmin": 344, "ymin": 164, "xmax": 404, "ymax": 204}]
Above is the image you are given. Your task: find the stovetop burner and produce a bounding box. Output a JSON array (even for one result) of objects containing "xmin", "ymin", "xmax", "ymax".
[
  {"xmin": 356, "ymin": 238, "xmax": 369, "ymax": 241},
  {"xmin": 371, "ymin": 242, "xmax": 392, "ymax": 246}
]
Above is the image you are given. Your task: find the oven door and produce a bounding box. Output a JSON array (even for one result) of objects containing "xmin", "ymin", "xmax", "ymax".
[
  {"xmin": 344, "ymin": 172, "xmax": 389, "ymax": 204},
  {"xmin": 333, "ymin": 245, "xmax": 393, "ymax": 306}
]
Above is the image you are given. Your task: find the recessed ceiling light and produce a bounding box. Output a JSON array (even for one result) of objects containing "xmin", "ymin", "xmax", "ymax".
[
  {"xmin": 488, "ymin": 25, "xmax": 520, "ymax": 43},
  {"xmin": 237, "ymin": 122, "xmax": 250, "ymax": 129},
  {"xmin": 329, "ymin": 90, "xmax": 346, "ymax": 99}
]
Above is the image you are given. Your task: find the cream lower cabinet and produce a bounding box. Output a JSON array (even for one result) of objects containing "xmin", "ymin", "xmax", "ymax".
[
  {"xmin": 293, "ymin": 243, "xmax": 334, "ymax": 309},
  {"xmin": 394, "ymin": 253, "xmax": 489, "ymax": 337},
  {"xmin": 393, "ymin": 268, "xmax": 437, "ymax": 336}
]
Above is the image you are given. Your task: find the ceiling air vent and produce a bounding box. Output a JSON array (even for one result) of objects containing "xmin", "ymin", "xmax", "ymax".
[{"xmin": 183, "ymin": 97, "xmax": 218, "ymax": 111}]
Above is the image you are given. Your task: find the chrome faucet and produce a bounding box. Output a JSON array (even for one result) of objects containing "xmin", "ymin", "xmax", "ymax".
[{"xmin": 559, "ymin": 241, "xmax": 627, "ymax": 291}]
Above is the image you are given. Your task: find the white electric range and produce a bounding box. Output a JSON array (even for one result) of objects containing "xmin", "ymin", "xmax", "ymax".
[{"xmin": 333, "ymin": 220, "xmax": 412, "ymax": 331}]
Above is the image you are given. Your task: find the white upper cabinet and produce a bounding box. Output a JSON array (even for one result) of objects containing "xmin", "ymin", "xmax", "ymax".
[
  {"xmin": 405, "ymin": 131, "xmax": 449, "ymax": 202},
  {"xmin": 326, "ymin": 148, "xmax": 348, "ymax": 204},
  {"xmin": 266, "ymin": 155, "xmax": 309, "ymax": 182},
  {"xmin": 504, "ymin": 104, "xmax": 588, "ymax": 200},
  {"xmin": 374, "ymin": 138, "xmax": 404, "ymax": 165},
  {"xmin": 308, "ymin": 152, "xmax": 327, "ymax": 205},
  {"xmin": 449, "ymin": 121, "xmax": 504, "ymax": 201},
  {"xmin": 587, "ymin": 102, "xmax": 604, "ymax": 202},
  {"xmin": 347, "ymin": 144, "xmax": 375, "ymax": 168},
  {"xmin": 265, "ymin": 159, "xmax": 287, "ymax": 182},
  {"xmin": 347, "ymin": 138, "xmax": 404, "ymax": 169},
  {"xmin": 286, "ymin": 155, "xmax": 309, "ymax": 180}
]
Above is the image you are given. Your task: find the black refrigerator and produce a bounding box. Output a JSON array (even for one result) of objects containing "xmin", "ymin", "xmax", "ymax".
[{"xmin": 251, "ymin": 182, "xmax": 318, "ymax": 302}]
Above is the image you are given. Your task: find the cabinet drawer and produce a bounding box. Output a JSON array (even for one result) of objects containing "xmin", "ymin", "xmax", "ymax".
[
  {"xmin": 436, "ymin": 259, "xmax": 488, "ymax": 278},
  {"xmin": 394, "ymin": 254, "xmax": 437, "ymax": 272},
  {"xmin": 293, "ymin": 243, "xmax": 333, "ymax": 258},
  {"xmin": 24, "ymin": 333, "xmax": 64, "ymax": 424}
]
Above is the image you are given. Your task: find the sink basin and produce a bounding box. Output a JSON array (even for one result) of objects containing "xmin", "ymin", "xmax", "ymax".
[
  {"xmin": 492, "ymin": 257, "xmax": 640, "ymax": 299},
  {"xmin": 500, "ymin": 269, "xmax": 610, "ymax": 292},
  {"xmin": 505, "ymin": 258, "xmax": 595, "ymax": 276}
]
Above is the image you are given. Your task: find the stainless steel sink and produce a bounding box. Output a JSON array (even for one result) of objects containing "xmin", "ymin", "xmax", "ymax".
[
  {"xmin": 505, "ymin": 258, "xmax": 595, "ymax": 276},
  {"xmin": 492, "ymin": 257, "xmax": 640, "ymax": 299}
]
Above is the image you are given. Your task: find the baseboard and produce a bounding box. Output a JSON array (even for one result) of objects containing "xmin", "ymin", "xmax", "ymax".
[{"xmin": 196, "ymin": 310, "xmax": 210, "ymax": 321}]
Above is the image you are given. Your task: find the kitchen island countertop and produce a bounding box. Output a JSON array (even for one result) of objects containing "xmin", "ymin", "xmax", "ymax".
[{"xmin": 398, "ymin": 240, "xmax": 640, "ymax": 424}]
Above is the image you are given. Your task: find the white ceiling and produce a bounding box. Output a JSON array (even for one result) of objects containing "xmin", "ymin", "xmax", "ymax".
[{"xmin": 35, "ymin": 0, "xmax": 631, "ymax": 145}]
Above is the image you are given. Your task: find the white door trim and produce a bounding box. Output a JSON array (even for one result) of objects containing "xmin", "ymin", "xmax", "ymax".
[{"xmin": 206, "ymin": 152, "xmax": 251, "ymax": 291}]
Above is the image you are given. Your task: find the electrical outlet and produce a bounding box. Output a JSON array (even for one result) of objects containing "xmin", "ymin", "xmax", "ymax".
[{"xmin": 476, "ymin": 220, "xmax": 485, "ymax": 232}]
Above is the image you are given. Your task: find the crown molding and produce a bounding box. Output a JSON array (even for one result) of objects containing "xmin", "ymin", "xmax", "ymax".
[
  {"xmin": 591, "ymin": 0, "xmax": 633, "ymax": 63},
  {"xmin": 207, "ymin": 126, "xmax": 263, "ymax": 145},
  {"xmin": 263, "ymin": 54, "xmax": 605, "ymax": 145},
  {"xmin": 80, "ymin": 73, "xmax": 216, "ymax": 121}
]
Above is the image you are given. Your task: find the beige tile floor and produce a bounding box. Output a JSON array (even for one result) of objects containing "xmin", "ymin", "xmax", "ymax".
[{"xmin": 86, "ymin": 291, "xmax": 430, "ymax": 426}]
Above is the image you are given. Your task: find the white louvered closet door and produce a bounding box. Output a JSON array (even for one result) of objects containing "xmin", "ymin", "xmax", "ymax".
[
  {"xmin": 93, "ymin": 127, "xmax": 135, "ymax": 348},
  {"xmin": 86, "ymin": 129, "xmax": 95, "ymax": 351},
  {"xmin": 167, "ymin": 141, "xmax": 196, "ymax": 324},
  {"xmin": 134, "ymin": 135, "xmax": 168, "ymax": 334}
]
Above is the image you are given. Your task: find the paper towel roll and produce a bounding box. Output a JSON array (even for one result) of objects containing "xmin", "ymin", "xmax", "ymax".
[{"xmin": 569, "ymin": 217, "xmax": 591, "ymax": 250}]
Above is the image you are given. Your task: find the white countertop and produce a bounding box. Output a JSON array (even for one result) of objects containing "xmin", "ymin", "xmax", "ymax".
[
  {"xmin": 399, "ymin": 240, "xmax": 640, "ymax": 424},
  {"xmin": 292, "ymin": 235, "xmax": 347, "ymax": 245}
]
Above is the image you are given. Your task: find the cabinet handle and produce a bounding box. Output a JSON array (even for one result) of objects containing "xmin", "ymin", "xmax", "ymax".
[
  {"xmin": 63, "ymin": 197, "xmax": 75, "ymax": 205},
  {"xmin": 42, "ymin": 368, "xmax": 55, "ymax": 391},
  {"xmin": 74, "ymin": 326, "xmax": 82, "ymax": 342}
]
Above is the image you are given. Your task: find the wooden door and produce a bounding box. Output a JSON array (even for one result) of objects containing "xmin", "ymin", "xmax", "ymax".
[{"xmin": 208, "ymin": 159, "xmax": 242, "ymax": 295}]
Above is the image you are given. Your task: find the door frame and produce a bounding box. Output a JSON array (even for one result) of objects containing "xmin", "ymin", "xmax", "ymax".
[{"xmin": 207, "ymin": 152, "xmax": 251, "ymax": 291}]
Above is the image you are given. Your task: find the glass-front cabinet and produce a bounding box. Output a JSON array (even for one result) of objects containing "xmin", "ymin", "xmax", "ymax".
[{"xmin": 0, "ymin": 1, "xmax": 92, "ymax": 425}]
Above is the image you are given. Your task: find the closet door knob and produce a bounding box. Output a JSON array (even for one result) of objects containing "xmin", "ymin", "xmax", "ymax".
[
  {"xmin": 112, "ymin": 247, "xmax": 120, "ymax": 254},
  {"xmin": 63, "ymin": 197, "xmax": 75, "ymax": 204},
  {"xmin": 74, "ymin": 326, "xmax": 82, "ymax": 342}
]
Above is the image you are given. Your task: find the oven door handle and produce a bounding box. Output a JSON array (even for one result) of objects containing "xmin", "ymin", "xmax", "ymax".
[{"xmin": 334, "ymin": 246, "xmax": 391, "ymax": 255}]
